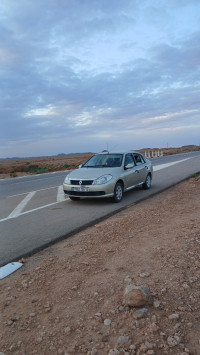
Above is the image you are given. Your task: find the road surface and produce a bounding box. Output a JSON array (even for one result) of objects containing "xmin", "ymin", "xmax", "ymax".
[{"xmin": 0, "ymin": 151, "xmax": 200, "ymax": 266}]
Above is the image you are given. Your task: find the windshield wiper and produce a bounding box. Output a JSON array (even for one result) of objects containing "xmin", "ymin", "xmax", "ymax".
[
  {"xmin": 95, "ymin": 164, "xmax": 107, "ymax": 167},
  {"xmin": 82, "ymin": 165, "xmax": 95, "ymax": 168},
  {"xmin": 82, "ymin": 164, "xmax": 107, "ymax": 168}
]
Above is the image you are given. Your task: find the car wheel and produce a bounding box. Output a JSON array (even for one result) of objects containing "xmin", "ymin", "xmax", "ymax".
[
  {"xmin": 69, "ymin": 196, "xmax": 80, "ymax": 201},
  {"xmin": 112, "ymin": 182, "xmax": 123, "ymax": 203},
  {"xmin": 143, "ymin": 174, "xmax": 151, "ymax": 189}
]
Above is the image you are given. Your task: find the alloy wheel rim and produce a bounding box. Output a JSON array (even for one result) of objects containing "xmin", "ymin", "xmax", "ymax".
[
  {"xmin": 116, "ymin": 185, "xmax": 122, "ymax": 200},
  {"xmin": 147, "ymin": 175, "xmax": 151, "ymax": 187}
]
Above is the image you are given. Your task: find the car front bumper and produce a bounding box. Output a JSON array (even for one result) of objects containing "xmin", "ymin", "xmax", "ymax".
[{"xmin": 63, "ymin": 182, "xmax": 114, "ymax": 199}]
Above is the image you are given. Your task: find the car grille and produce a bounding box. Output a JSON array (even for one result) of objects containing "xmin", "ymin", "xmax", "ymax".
[
  {"xmin": 70, "ymin": 179, "xmax": 94, "ymax": 185},
  {"xmin": 64, "ymin": 190, "xmax": 105, "ymax": 197}
]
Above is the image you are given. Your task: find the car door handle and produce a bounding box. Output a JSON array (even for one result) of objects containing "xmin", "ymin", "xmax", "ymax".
[{"xmin": 135, "ymin": 170, "xmax": 139, "ymax": 174}]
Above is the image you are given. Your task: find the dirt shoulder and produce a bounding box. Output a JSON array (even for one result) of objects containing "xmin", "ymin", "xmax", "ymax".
[{"xmin": 0, "ymin": 174, "xmax": 200, "ymax": 355}]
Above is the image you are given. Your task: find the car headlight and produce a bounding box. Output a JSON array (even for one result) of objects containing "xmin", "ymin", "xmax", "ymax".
[
  {"xmin": 64, "ymin": 175, "xmax": 71, "ymax": 184},
  {"xmin": 92, "ymin": 174, "xmax": 113, "ymax": 185}
]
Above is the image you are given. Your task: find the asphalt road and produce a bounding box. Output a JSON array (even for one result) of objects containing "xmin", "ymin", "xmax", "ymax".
[{"xmin": 0, "ymin": 151, "xmax": 200, "ymax": 266}]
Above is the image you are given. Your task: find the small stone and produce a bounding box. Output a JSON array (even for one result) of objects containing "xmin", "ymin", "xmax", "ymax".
[
  {"xmin": 10, "ymin": 344, "xmax": 17, "ymax": 351},
  {"xmin": 161, "ymin": 288, "xmax": 167, "ymax": 293},
  {"xmin": 108, "ymin": 350, "xmax": 120, "ymax": 355},
  {"xmin": 129, "ymin": 234, "xmax": 134, "ymax": 238},
  {"xmin": 31, "ymin": 299, "xmax": 38, "ymax": 303},
  {"xmin": 169, "ymin": 314, "xmax": 179, "ymax": 320},
  {"xmin": 174, "ymin": 323, "xmax": 181, "ymax": 329},
  {"xmin": 104, "ymin": 319, "xmax": 111, "ymax": 326},
  {"xmin": 167, "ymin": 335, "xmax": 179, "ymax": 347},
  {"xmin": 123, "ymin": 285, "xmax": 150, "ymax": 307},
  {"xmin": 18, "ymin": 325, "xmax": 25, "ymax": 331},
  {"xmin": 124, "ymin": 276, "xmax": 132, "ymax": 283},
  {"xmin": 95, "ymin": 312, "xmax": 102, "ymax": 317},
  {"xmin": 139, "ymin": 272, "xmax": 150, "ymax": 278},
  {"xmin": 64, "ymin": 326, "xmax": 71, "ymax": 333},
  {"xmin": 133, "ymin": 308, "xmax": 148, "ymax": 319},
  {"xmin": 36, "ymin": 337, "xmax": 43, "ymax": 343},
  {"xmin": 129, "ymin": 344, "xmax": 136, "ymax": 350},
  {"xmin": 30, "ymin": 313, "xmax": 36, "ymax": 317},
  {"xmin": 186, "ymin": 322, "xmax": 193, "ymax": 328},
  {"xmin": 139, "ymin": 343, "xmax": 148, "ymax": 352},
  {"xmin": 17, "ymin": 340, "xmax": 22, "ymax": 347},
  {"xmin": 182, "ymin": 283, "xmax": 189, "ymax": 289},
  {"xmin": 151, "ymin": 315, "xmax": 157, "ymax": 322},
  {"xmin": 149, "ymin": 322, "xmax": 159, "ymax": 333},
  {"xmin": 119, "ymin": 306, "xmax": 129, "ymax": 311},
  {"xmin": 117, "ymin": 336, "xmax": 129, "ymax": 346},
  {"xmin": 153, "ymin": 300, "xmax": 160, "ymax": 308}
]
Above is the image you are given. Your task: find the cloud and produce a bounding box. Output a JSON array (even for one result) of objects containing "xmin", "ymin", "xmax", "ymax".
[{"xmin": 0, "ymin": 0, "xmax": 200, "ymax": 157}]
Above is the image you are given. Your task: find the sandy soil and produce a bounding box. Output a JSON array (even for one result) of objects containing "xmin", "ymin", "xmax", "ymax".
[
  {"xmin": 0, "ymin": 174, "xmax": 200, "ymax": 355},
  {"xmin": 0, "ymin": 154, "xmax": 93, "ymax": 179}
]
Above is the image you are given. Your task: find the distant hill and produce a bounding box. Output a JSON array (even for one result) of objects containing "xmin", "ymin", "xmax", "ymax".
[{"xmin": 0, "ymin": 152, "xmax": 93, "ymax": 160}]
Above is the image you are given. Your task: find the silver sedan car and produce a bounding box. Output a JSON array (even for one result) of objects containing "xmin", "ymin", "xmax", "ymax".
[{"xmin": 63, "ymin": 151, "xmax": 153, "ymax": 202}]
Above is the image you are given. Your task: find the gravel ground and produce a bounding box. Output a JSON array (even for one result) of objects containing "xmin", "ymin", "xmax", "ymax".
[{"xmin": 0, "ymin": 174, "xmax": 200, "ymax": 355}]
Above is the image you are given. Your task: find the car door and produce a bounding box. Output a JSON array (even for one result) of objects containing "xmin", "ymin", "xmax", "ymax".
[
  {"xmin": 132, "ymin": 153, "xmax": 147, "ymax": 184},
  {"xmin": 122, "ymin": 153, "xmax": 141, "ymax": 190}
]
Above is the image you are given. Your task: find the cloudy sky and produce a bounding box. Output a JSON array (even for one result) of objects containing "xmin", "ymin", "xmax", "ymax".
[{"xmin": 0, "ymin": 0, "xmax": 200, "ymax": 158}]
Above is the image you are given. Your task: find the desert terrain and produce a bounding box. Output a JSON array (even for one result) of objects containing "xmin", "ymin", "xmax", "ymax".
[
  {"xmin": 0, "ymin": 146, "xmax": 199, "ymax": 179},
  {"xmin": 0, "ymin": 173, "xmax": 199, "ymax": 355}
]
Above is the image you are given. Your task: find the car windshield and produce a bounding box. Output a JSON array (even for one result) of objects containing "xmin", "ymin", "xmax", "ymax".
[{"xmin": 83, "ymin": 154, "xmax": 123, "ymax": 168}]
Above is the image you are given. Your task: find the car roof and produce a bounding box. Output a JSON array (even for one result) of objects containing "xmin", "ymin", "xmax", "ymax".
[{"xmin": 96, "ymin": 151, "xmax": 141, "ymax": 155}]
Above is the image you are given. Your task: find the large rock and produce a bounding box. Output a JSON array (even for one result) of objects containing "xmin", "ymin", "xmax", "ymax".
[{"xmin": 123, "ymin": 285, "xmax": 150, "ymax": 307}]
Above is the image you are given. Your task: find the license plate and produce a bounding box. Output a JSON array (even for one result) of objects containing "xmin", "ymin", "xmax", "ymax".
[{"xmin": 72, "ymin": 187, "xmax": 89, "ymax": 192}]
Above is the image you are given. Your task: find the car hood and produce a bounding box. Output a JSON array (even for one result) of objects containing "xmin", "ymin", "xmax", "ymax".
[{"xmin": 67, "ymin": 167, "xmax": 122, "ymax": 180}]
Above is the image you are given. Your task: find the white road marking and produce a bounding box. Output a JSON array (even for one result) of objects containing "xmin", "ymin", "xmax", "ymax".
[
  {"xmin": 57, "ymin": 185, "xmax": 66, "ymax": 202},
  {"xmin": 0, "ymin": 201, "xmax": 61, "ymax": 222},
  {"xmin": 0, "ymin": 198, "xmax": 70, "ymax": 222},
  {"xmin": 153, "ymin": 158, "xmax": 191, "ymax": 172},
  {"xmin": 8, "ymin": 191, "xmax": 36, "ymax": 218}
]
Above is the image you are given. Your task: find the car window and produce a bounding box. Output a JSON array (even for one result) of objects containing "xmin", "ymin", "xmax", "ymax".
[
  {"xmin": 83, "ymin": 154, "xmax": 123, "ymax": 167},
  {"xmin": 133, "ymin": 154, "xmax": 145, "ymax": 165},
  {"xmin": 125, "ymin": 154, "xmax": 135, "ymax": 166}
]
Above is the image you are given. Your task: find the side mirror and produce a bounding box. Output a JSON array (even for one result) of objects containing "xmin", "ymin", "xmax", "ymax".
[
  {"xmin": 79, "ymin": 164, "xmax": 82, "ymax": 168},
  {"xmin": 125, "ymin": 163, "xmax": 134, "ymax": 170}
]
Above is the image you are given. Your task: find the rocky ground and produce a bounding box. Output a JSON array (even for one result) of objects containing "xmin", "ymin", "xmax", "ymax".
[{"xmin": 0, "ymin": 173, "xmax": 200, "ymax": 355}]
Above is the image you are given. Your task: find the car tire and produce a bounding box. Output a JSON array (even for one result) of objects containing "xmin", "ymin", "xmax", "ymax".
[
  {"xmin": 112, "ymin": 182, "xmax": 123, "ymax": 203},
  {"xmin": 142, "ymin": 174, "xmax": 151, "ymax": 189},
  {"xmin": 69, "ymin": 196, "xmax": 80, "ymax": 201}
]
